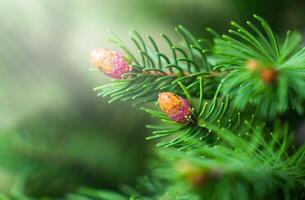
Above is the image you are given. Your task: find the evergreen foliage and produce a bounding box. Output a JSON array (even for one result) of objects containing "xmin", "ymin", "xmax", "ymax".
[
  {"xmin": 2, "ymin": 15, "xmax": 304, "ymax": 200},
  {"xmin": 90, "ymin": 15, "xmax": 305, "ymax": 200},
  {"xmin": 214, "ymin": 15, "xmax": 305, "ymax": 117}
]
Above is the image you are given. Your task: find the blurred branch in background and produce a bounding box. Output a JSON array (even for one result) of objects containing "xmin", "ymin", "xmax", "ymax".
[
  {"xmin": 128, "ymin": 0, "xmax": 305, "ymax": 35},
  {"xmin": 0, "ymin": 0, "xmax": 156, "ymax": 197}
]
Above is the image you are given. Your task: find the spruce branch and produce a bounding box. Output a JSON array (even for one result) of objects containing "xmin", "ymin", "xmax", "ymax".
[
  {"xmin": 143, "ymin": 124, "xmax": 305, "ymax": 200},
  {"xmin": 213, "ymin": 15, "xmax": 305, "ymax": 117},
  {"xmin": 93, "ymin": 27, "xmax": 219, "ymax": 104},
  {"xmin": 89, "ymin": 15, "xmax": 305, "ymax": 200},
  {"xmin": 144, "ymin": 79, "xmax": 260, "ymax": 148},
  {"xmin": 62, "ymin": 125, "xmax": 305, "ymax": 200}
]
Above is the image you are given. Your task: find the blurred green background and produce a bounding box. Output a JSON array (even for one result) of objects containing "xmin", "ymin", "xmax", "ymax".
[{"xmin": 0, "ymin": 0, "xmax": 304, "ymax": 198}]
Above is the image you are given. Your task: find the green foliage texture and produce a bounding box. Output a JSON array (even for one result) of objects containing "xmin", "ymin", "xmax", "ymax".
[
  {"xmin": 91, "ymin": 15, "xmax": 305, "ymax": 200},
  {"xmin": 2, "ymin": 15, "xmax": 305, "ymax": 200}
]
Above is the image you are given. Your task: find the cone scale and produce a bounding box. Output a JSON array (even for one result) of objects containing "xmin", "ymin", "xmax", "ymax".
[
  {"xmin": 90, "ymin": 48, "xmax": 131, "ymax": 79},
  {"xmin": 158, "ymin": 92, "xmax": 192, "ymax": 123}
]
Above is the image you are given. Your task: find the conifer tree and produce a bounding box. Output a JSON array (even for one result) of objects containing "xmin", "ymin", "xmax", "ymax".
[{"xmin": 83, "ymin": 15, "xmax": 305, "ymax": 200}]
